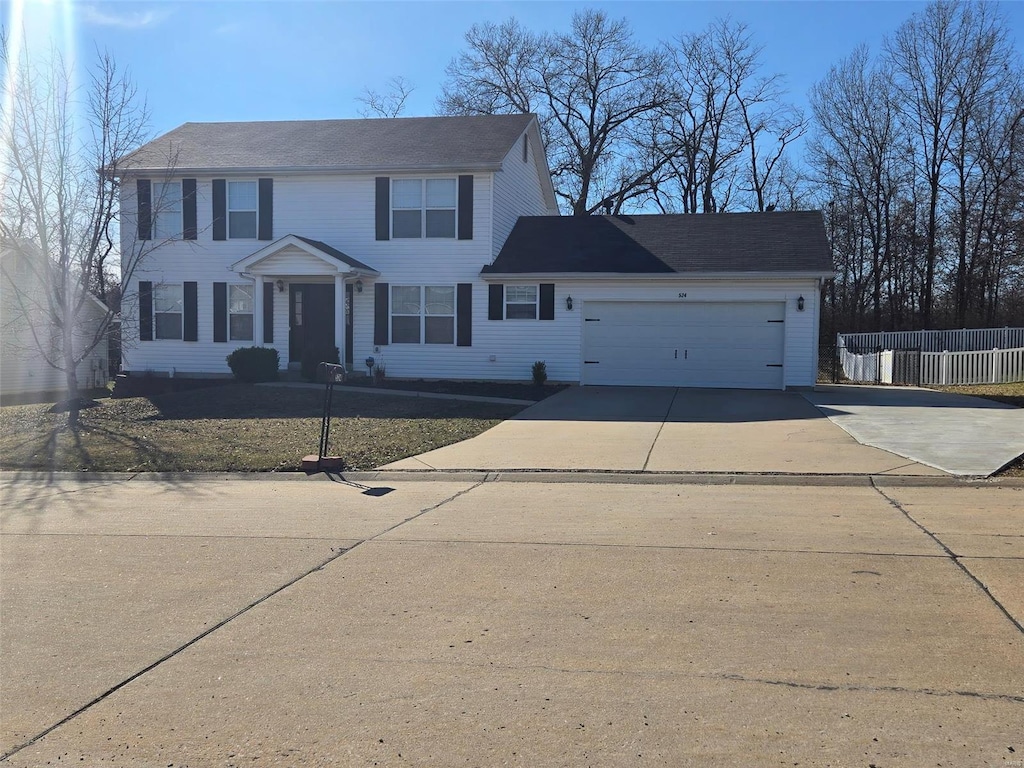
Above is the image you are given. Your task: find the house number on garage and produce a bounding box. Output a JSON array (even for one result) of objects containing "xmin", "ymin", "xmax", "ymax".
[{"xmin": 677, "ymin": 292, "xmax": 688, "ymax": 298}]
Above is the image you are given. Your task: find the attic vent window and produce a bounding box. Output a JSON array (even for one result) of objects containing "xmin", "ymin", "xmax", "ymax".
[{"xmin": 522, "ymin": 134, "xmax": 528, "ymax": 163}]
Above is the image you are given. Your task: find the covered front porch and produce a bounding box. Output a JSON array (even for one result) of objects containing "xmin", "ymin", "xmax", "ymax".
[{"xmin": 231, "ymin": 235, "xmax": 378, "ymax": 370}]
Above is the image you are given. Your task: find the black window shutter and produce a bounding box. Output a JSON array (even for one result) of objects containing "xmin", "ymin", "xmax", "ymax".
[
  {"xmin": 212, "ymin": 179, "xmax": 227, "ymax": 241},
  {"xmin": 488, "ymin": 284, "xmax": 504, "ymax": 320},
  {"xmin": 138, "ymin": 281, "xmax": 153, "ymax": 341},
  {"xmin": 213, "ymin": 282, "xmax": 227, "ymax": 342},
  {"xmin": 375, "ymin": 177, "xmax": 390, "ymax": 241},
  {"xmin": 137, "ymin": 180, "xmax": 152, "ymax": 240},
  {"xmin": 457, "ymin": 283, "xmax": 472, "ymax": 346},
  {"xmin": 374, "ymin": 282, "xmax": 389, "ymax": 345},
  {"xmin": 182, "ymin": 179, "xmax": 197, "ymax": 240},
  {"xmin": 458, "ymin": 175, "xmax": 473, "ymax": 240},
  {"xmin": 539, "ymin": 283, "xmax": 555, "ymax": 320},
  {"xmin": 263, "ymin": 281, "xmax": 274, "ymax": 343},
  {"xmin": 183, "ymin": 281, "xmax": 198, "ymax": 341},
  {"xmin": 258, "ymin": 178, "xmax": 273, "ymax": 240}
]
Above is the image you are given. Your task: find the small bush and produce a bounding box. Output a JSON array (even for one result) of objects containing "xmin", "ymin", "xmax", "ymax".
[
  {"xmin": 372, "ymin": 361, "xmax": 387, "ymax": 385},
  {"xmin": 226, "ymin": 347, "xmax": 280, "ymax": 383},
  {"xmin": 532, "ymin": 360, "xmax": 548, "ymax": 386},
  {"xmin": 301, "ymin": 344, "xmax": 340, "ymax": 382}
]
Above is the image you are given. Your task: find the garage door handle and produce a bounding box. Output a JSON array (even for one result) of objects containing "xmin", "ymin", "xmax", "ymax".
[{"xmin": 674, "ymin": 349, "xmax": 677, "ymax": 359}]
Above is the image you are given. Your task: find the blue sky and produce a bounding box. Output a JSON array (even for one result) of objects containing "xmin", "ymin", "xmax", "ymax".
[{"xmin": 8, "ymin": 1, "xmax": 1024, "ymax": 140}]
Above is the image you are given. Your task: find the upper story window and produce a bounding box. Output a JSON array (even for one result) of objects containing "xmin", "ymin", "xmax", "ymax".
[
  {"xmin": 154, "ymin": 284, "xmax": 183, "ymax": 339},
  {"xmin": 505, "ymin": 285, "xmax": 538, "ymax": 319},
  {"xmin": 152, "ymin": 181, "xmax": 182, "ymax": 240},
  {"xmin": 228, "ymin": 181, "xmax": 258, "ymax": 239},
  {"xmin": 392, "ymin": 178, "xmax": 456, "ymax": 239}
]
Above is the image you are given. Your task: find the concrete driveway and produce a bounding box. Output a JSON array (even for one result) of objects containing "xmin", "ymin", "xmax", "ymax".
[
  {"xmin": 385, "ymin": 386, "xmax": 944, "ymax": 475},
  {"xmin": 805, "ymin": 384, "xmax": 1024, "ymax": 476},
  {"xmin": 2, "ymin": 474, "xmax": 1022, "ymax": 766}
]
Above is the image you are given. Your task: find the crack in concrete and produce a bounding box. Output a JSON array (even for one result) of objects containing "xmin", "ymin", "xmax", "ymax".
[
  {"xmin": 715, "ymin": 672, "xmax": 1024, "ymax": 704},
  {"xmin": 870, "ymin": 479, "xmax": 1024, "ymax": 636},
  {"xmin": 0, "ymin": 480, "xmax": 486, "ymax": 763},
  {"xmin": 641, "ymin": 387, "xmax": 679, "ymax": 472}
]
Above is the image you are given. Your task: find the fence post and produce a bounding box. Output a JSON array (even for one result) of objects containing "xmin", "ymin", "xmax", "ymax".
[{"xmin": 941, "ymin": 350, "xmax": 948, "ymax": 385}]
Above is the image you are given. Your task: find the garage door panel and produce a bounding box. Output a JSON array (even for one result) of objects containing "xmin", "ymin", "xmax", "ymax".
[{"xmin": 582, "ymin": 301, "xmax": 785, "ymax": 389}]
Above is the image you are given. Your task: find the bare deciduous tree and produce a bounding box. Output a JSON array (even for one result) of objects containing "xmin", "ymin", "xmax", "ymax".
[
  {"xmin": 356, "ymin": 76, "xmax": 415, "ymax": 119},
  {"xmin": 438, "ymin": 10, "xmax": 672, "ymax": 215},
  {"xmin": 1, "ymin": 37, "xmax": 150, "ymax": 424}
]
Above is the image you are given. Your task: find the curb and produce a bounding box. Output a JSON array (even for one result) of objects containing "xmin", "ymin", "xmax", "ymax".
[{"xmin": 3, "ymin": 470, "xmax": 1021, "ymax": 489}]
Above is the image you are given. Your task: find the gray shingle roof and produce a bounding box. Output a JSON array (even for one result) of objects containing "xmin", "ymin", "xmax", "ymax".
[
  {"xmin": 121, "ymin": 114, "xmax": 536, "ymax": 173},
  {"xmin": 483, "ymin": 212, "xmax": 833, "ymax": 275}
]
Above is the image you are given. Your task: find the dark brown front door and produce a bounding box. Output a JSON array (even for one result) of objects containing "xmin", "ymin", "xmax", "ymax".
[{"xmin": 289, "ymin": 283, "xmax": 335, "ymax": 363}]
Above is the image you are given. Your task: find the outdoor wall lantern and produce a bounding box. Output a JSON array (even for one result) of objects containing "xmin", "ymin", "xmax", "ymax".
[
  {"xmin": 355, "ymin": 279, "xmax": 363, "ymax": 293},
  {"xmin": 797, "ymin": 295, "xmax": 805, "ymax": 311},
  {"xmin": 275, "ymin": 279, "xmax": 285, "ymax": 293},
  {"xmin": 566, "ymin": 295, "xmax": 574, "ymax": 311}
]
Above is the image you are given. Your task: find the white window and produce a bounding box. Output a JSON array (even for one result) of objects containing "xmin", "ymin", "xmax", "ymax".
[
  {"xmin": 154, "ymin": 284, "xmax": 183, "ymax": 340},
  {"xmin": 229, "ymin": 284, "xmax": 254, "ymax": 341},
  {"xmin": 391, "ymin": 285, "xmax": 455, "ymax": 344},
  {"xmin": 152, "ymin": 181, "xmax": 182, "ymax": 240},
  {"xmin": 228, "ymin": 181, "xmax": 257, "ymax": 239},
  {"xmin": 391, "ymin": 178, "xmax": 456, "ymax": 238},
  {"xmin": 505, "ymin": 285, "xmax": 538, "ymax": 319}
]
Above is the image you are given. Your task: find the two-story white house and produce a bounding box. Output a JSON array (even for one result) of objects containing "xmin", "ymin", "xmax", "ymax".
[{"xmin": 118, "ymin": 114, "xmax": 832, "ymax": 389}]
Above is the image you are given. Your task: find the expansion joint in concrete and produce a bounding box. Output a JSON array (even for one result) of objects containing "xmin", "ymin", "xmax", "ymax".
[{"xmin": 869, "ymin": 478, "xmax": 1024, "ymax": 637}]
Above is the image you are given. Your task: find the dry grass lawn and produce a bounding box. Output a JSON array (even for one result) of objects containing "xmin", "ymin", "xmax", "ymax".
[{"xmin": 0, "ymin": 384, "xmax": 521, "ymax": 473}]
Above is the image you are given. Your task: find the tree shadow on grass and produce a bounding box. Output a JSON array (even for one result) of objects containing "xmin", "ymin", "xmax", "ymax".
[{"xmin": 140, "ymin": 384, "xmax": 523, "ymax": 423}]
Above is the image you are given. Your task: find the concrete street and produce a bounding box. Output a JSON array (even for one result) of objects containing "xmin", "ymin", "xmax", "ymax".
[{"xmin": 2, "ymin": 473, "xmax": 1021, "ymax": 766}]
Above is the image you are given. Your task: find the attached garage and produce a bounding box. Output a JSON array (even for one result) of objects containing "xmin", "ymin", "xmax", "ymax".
[
  {"xmin": 582, "ymin": 301, "xmax": 785, "ymax": 389},
  {"xmin": 481, "ymin": 211, "xmax": 833, "ymax": 390}
]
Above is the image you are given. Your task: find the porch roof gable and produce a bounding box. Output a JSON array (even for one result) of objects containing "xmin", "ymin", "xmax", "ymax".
[{"xmin": 230, "ymin": 234, "xmax": 379, "ymax": 276}]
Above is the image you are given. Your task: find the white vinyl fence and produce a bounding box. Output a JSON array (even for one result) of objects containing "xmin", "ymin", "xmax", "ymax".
[
  {"xmin": 835, "ymin": 327, "xmax": 1024, "ymax": 385},
  {"xmin": 921, "ymin": 347, "xmax": 1024, "ymax": 385},
  {"xmin": 838, "ymin": 327, "xmax": 1024, "ymax": 353}
]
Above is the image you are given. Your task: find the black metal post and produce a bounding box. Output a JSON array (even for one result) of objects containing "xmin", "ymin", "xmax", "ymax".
[{"xmin": 316, "ymin": 362, "xmax": 347, "ymax": 471}]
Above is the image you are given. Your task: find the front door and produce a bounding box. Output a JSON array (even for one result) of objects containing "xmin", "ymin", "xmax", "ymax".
[
  {"xmin": 289, "ymin": 283, "xmax": 335, "ymax": 364},
  {"xmin": 345, "ymin": 283, "xmax": 354, "ymax": 366}
]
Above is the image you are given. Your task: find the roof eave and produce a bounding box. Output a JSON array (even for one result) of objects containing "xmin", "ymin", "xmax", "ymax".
[
  {"xmin": 114, "ymin": 162, "xmax": 505, "ymax": 178},
  {"xmin": 479, "ymin": 270, "xmax": 834, "ymax": 281}
]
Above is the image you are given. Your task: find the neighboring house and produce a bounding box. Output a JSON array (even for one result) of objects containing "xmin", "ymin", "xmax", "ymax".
[
  {"xmin": 117, "ymin": 114, "xmax": 831, "ymax": 390},
  {"xmin": 0, "ymin": 240, "xmax": 110, "ymax": 397}
]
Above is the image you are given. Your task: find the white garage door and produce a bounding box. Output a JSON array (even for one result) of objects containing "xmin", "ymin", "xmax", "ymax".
[{"xmin": 581, "ymin": 301, "xmax": 785, "ymax": 389}]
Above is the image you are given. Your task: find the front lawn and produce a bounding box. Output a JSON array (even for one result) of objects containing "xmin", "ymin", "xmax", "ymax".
[{"xmin": 0, "ymin": 384, "xmax": 522, "ymax": 472}]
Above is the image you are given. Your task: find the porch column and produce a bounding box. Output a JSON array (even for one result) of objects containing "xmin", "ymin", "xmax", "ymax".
[
  {"xmin": 253, "ymin": 275, "xmax": 265, "ymax": 345},
  {"xmin": 334, "ymin": 273, "xmax": 345, "ymax": 366}
]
